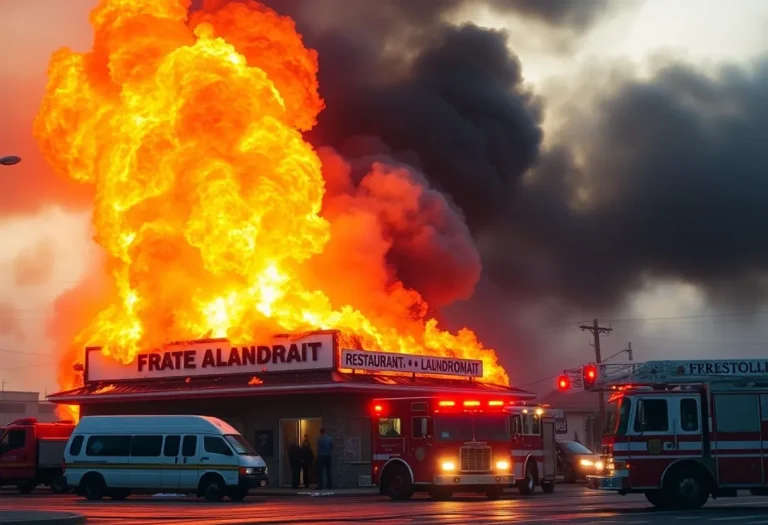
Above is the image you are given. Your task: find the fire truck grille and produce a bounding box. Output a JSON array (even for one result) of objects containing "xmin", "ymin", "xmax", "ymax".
[{"xmin": 460, "ymin": 446, "xmax": 492, "ymax": 472}]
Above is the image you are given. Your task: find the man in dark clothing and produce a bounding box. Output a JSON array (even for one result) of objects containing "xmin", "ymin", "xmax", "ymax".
[
  {"xmin": 288, "ymin": 440, "xmax": 302, "ymax": 489},
  {"xmin": 301, "ymin": 434, "xmax": 314, "ymax": 489},
  {"xmin": 315, "ymin": 428, "xmax": 333, "ymax": 489}
]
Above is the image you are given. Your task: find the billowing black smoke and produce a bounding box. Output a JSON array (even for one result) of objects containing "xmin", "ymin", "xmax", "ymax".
[{"xmin": 197, "ymin": 0, "xmax": 768, "ymax": 313}]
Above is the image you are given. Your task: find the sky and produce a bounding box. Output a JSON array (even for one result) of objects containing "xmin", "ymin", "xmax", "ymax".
[{"xmin": 0, "ymin": 0, "xmax": 767, "ymax": 396}]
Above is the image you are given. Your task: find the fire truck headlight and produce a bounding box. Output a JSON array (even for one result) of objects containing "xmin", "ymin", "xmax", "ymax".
[
  {"xmin": 595, "ymin": 461, "xmax": 604, "ymax": 471},
  {"xmin": 495, "ymin": 460, "xmax": 510, "ymax": 471},
  {"xmin": 579, "ymin": 459, "xmax": 594, "ymax": 467},
  {"xmin": 440, "ymin": 460, "xmax": 456, "ymax": 472}
]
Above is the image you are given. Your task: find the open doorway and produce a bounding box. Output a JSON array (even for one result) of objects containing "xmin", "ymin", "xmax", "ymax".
[{"xmin": 279, "ymin": 418, "xmax": 322, "ymax": 487}]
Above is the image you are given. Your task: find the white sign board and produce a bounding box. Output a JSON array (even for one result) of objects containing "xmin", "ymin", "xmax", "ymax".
[
  {"xmin": 668, "ymin": 360, "xmax": 768, "ymax": 376},
  {"xmin": 87, "ymin": 332, "xmax": 335, "ymax": 382},
  {"xmin": 340, "ymin": 349, "xmax": 483, "ymax": 378}
]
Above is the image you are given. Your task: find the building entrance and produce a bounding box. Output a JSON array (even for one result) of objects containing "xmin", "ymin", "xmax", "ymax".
[{"xmin": 279, "ymin": 418, "xmax": 322, "ymax": 487}]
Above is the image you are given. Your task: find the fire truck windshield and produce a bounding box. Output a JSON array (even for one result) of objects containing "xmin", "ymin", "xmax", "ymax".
[
  {"xmin": 435, "ymin": 413, "xmax": 509, "ymax": 441},
  {"xmin": 605, "ymin": 396, "xmax": 631, "ymax": 436}
]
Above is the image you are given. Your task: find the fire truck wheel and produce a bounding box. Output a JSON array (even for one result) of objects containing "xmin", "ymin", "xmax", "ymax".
[
  {"xmin": 383, "ymin": 464, "xmax": 413, "ymax": 501},
  {"xmin": 428, "ymin": 487, "xmax": 453, "ymax": 501},
  {"xmin": 17, "ymin": 482, "xmax": 36, "ymax": 495},
  {"xmin": 517, "ymin": 461, "xmax": 538, "ymax": 495},
  {"xmin": 81, "ymin": 473, "xmax": 107, "ymax": 501},
  {"xmin": 644, "ymin": 490, "xmax": 670, "ymax": 508},
  {"xmin": 663, "ymin": 466, "xmax": 710, "ymax": 510},
  {"xmin": 485, "ymin": 486, "xmax": 504, "ymax": 500},
  {"xmin": 541, "ymin": 481, "xmax": 555, "ymax": 493}
]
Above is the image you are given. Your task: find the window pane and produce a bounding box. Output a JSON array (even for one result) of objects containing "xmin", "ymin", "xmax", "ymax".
[
  {"xmin": 164, "ymin": 435, "xmax": 180, "ymax": 457},
  {"xmin": 634, "ymin": 399, "xmax": 668, "ymax": 432},
  {"xmin": 378, "ymin": 418, "xmax": 401, "ymax": 438},
  {"xmin": 204, "ymin": 436, "xmax": 233, "ymax": 456},
  {"xmin": 680, "ymin": 399, "xmax": 699, "ymax": 431},
  {"xmin": 69, "ymin": 435, "xmax": 84, "ymax": 456},
  {"xmin": 182, "ymin": 436, "xmax": 197, "ymax": 457},
  {"xmin": 131, "ymin": 435, "xmax": 162, "ymax": 457},
  {"xmin": 715, "ymin": 394, "xmax": 760, "ymax": 432},
  {"xmin": 8, "ymin": 429, "xmax": 26, "ymax": 449},
  {"xmin": 412, "ymin": 417, "xmax": 428, "ymax": 438},
  {"xmin": 761, "ymin": 394, "xmax": 768, "ymax": 421},
  {"xmin": 86, "ymin": 435, "xmax": 131, "ymax": 457}
]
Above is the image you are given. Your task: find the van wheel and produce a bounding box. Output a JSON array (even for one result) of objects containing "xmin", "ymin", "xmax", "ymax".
[
  {"xmin": 17, "ymin": 482, "xmax": 36, "ymax": 494},
  {"xmin": 542, "ymin": 481, "xmax": 555, "ymax": 494},
  {"xmin": 200, "ymin": 475, "xmax": 226, "ymax": 502},
  {"xmin": 229, "ymin": 487, "xmax": 249, "ymax": 501},
  {"xmin": 81, "ymin": 474, "xmax": 107, "ymax": 501},
  {"xmin": 109, "ymin": 488, "xmax": 130, "ymax": 500},
  {"xmin": 517, "ymin": 461, "xmax": 537, "ymax": 495},
  {"xmin": 384, "ymin": 464, "xmax": 413, "ymax": 501},
  {"xmin": 51, "ymin": 475, "xmax": 70, "ymax": 494}
]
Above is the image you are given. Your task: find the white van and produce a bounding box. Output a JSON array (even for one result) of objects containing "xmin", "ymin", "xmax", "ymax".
[{"xmin": 63, "ymin": 415, "xmax": 268, "ymax": 501}]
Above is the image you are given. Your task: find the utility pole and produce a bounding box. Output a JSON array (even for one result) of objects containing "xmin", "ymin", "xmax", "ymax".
[
  {"xmin": 579, "ymin": 319, "xmax": 612, "ymax": 432},
  {"xmin": 625, "ymin": 342, "xmax": 633, "ymax": 361}
]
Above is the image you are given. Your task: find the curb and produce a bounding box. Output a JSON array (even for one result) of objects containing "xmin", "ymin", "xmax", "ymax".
[
  {"xmin": 258, "ymin": 490, "xmax": 378, "ymax": 498},
  {"xmin": 0, "ymin": 512, "xmax": 86, "ymax": 525}
]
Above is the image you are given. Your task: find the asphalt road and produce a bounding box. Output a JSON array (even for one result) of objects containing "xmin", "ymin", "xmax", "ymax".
[{"xmin": 2, "ymin": 485, "xmax": 768, "ymax": 524}]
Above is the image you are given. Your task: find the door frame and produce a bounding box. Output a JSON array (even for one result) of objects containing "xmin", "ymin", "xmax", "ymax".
[{"xmin": 278, "ymin": 417, "xmax": 322, "ymax": 487}]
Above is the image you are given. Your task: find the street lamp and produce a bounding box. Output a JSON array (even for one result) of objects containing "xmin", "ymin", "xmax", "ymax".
[{"xmin": 0, "ymin": 155, "xmax": 22, "ymax": 166}]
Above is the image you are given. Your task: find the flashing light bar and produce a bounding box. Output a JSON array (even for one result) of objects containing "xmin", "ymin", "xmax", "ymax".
[
  {"xmin": 488, "ymin": 400, "xmax": 504, "ymax": 406},
  {"xmin": 374, "ymin": 404, "xmax": 383, "ymax": 413},
  {"xmin": 438, "ymin": 400, "xmax": 456, "ymax": 407},
  {"xmin": 463, "ymin": 400, "xmax": 481, "ymax": 407}
]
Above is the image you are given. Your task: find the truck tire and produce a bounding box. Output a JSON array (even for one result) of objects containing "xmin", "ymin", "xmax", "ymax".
[
  {"xmin": 17, "ymin": 482, "xmax": 36, "ymax": 495},
  {"xmin": 541, "ymin": 481, "xmax": 555, "ymax": 493},
  {"xmin": 644, "ymin": 490, "xmax": 670, "ymax": 508},
  {"xmin": 81, "ymin": 473, "xmax": 107, "ymax": 501},
  {"xmin": 663, "ymin": 466, "xmax": 710, "ymax": 510},
  {"xmin": 517, "ymin": 461, "xmax": 537, "ymax": 495},
  {"xmin": 384, "ymin": 464, "xmax": 413, "ymax": 501}
]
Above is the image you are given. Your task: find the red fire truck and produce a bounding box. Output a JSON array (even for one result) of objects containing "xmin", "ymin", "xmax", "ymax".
[
  {"xmin": 584, "ymin": 359, "xmax": 768, "ymax": 509},
  {"xmin": 506, "ymin": 405, "xmax": 560, "ymax": 494},
  {"xmin": 371, "ymin": 396, "xmax": 515, "ymax": 500},
  {"xmin": 0, "ymin": 417, "xmax": 75, "ymax": 494}
]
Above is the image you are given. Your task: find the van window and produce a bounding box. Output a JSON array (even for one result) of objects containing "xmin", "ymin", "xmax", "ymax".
[
  {"xmin": 69, "ymin": 435, "xmax": 84, "ymax": 456},
  {"xmin": 164, "ymin": 435, "xmax": 180, "ymax": 457},
  {"xmin": 86, "ymin": 435, "xmax": 131, "ymax": 457},
  {"xmin": 182, "ymin": 436, "xmax": 197, "ymax": 457},
  {"xmin": 204, "ymin": 436, "xmax": 233, "ymax": 456},
  {"xmin": 131, "ymin": 435, "xmax": 162, "ymax": 457}
]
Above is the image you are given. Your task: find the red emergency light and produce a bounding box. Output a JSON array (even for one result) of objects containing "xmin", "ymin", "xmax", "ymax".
[
  {"xmin": 438, "ymin": 400, "xmax": 456, "ymax": 407},
  {"xmin": 557, "ymin": 374, "xmax": 571, "ymax": 391},
  {"xmin": 373, "ymin": 404, "xmax": 383, "ymax": 413},
  {"xmin": 463, "ymin": 400, "xmax": 481, "ymax": 407},
  {"xmin": 488, "ymin": 400, "xmax": 504, "ymax": 406}
]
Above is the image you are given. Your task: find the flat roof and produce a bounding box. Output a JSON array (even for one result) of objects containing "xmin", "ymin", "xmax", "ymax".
[{"xmin": 48, "ymin": 371, "xmax": 535, "ymax": 404}]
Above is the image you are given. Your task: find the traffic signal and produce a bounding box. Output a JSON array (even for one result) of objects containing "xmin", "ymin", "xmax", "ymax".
[
  {"xmin": 557, "ymin": 374, "xmax": 571, "ymax": 391},
  {"xmin": 583, "ymin": 364, "xmax": 598, "ymax": 389}
]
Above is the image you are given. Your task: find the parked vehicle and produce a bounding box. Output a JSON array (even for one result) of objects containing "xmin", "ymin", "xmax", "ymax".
[
  {"xmin": 555, "ymin": 440, "xmax": 602, "ymax": 483},
  {"xmin": 63, "ymin": 415, "xmax": 268, "ymax": 501},
  {"xmin": 0, "ymin": 417, "xmax": 74, "ymax": 494}
]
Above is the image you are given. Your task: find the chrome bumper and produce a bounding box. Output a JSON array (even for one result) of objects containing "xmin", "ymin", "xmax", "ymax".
[
  {"xmin": 586, "ymin": 474, "xmax": 628, "ymax": 491},
  {"xmin": 434, "ymin": 474, "xmax": 513, "ymax": 486}
]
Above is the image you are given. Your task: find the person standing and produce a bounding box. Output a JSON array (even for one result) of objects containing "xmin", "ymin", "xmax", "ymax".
[
  {"xmin": 301, "ymin": 434, "xmax": 314, "ymax": 489},
  {"xmin": 288, "ymin": 440, "xmax": 302, "ymax": 489},
  {"xmin": 315, "ymin": 428, "xmax": 333, "ymax": 489}
]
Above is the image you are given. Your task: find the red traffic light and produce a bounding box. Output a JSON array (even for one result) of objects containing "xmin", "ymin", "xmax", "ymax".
[
  {"xmin": 583, "ymin": 364, "xmax": 598, "ymax": 389},
  {"xmin": 557, "ymin": 374, "xmax": 571, "ymax": 391}
]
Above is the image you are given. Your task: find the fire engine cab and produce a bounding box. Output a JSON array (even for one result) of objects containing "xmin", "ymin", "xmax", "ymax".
[
  {"xmin": 507, "ymin": 405, "xmax": 560, "ymax": 494},
  {"xmin": 585, "ymin": 359, "xmax": 768, "ymax": 509},
  {"xmin": 371, "ymin": 396, "xmax": 514, "ymax": 500}
]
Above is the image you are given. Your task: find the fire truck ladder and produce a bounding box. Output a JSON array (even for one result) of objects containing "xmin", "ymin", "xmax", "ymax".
[{"xmin": 583, "ymin": 359, "xmax": 768, "ymax": 392}]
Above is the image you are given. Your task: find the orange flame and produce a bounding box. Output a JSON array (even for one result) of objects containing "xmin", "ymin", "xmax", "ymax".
[{"xmin": 34, "ymin": 0, "xmax": 509, "ymax": 396}]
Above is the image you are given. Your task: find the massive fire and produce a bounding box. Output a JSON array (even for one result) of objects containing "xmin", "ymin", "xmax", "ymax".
[{"xmin": 34, "ymin": 0, "xmax": 509, "ymax": 419}]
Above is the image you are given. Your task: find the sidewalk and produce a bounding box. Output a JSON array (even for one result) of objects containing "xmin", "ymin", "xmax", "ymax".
[
  {"xmin": 0, "ymin": 511, "xmax": 86, "ymax": 525},
  {"xmin": 257, "ymin": 487, "xmax": 378, "ymax": 497}
]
